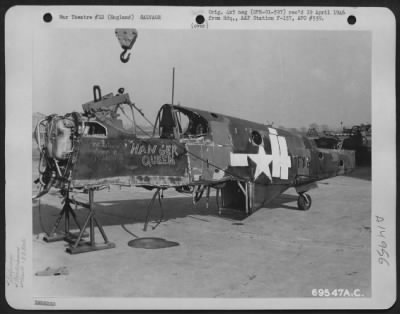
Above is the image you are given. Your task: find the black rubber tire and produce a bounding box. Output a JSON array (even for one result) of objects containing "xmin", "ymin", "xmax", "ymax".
[{"xmin": 297, "ymin": 193, "xmax": 312, "ymax": 211}]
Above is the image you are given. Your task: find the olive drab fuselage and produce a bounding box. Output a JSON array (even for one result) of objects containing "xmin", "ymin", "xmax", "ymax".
[{"xmin": 34, "ymin": 88, "xmax": 355, "ymax": 213}]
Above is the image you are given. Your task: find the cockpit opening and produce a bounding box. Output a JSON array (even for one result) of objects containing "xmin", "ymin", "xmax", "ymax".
[
  {"xmin": 155, "ymin": 105, "xmax": 209, "ymax": 139},
  {"xmin": 83, "ymin": 121, "xmax": 107, "ymax": 137},
  {"xmin": 181, "ymin": 112, "xmax": 208, "ymax": 137}
]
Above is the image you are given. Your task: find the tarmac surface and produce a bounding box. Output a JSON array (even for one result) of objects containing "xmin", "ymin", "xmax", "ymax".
[{"xmin": 32, "ymin": 162, "xmax": 371, "ymax": 298}]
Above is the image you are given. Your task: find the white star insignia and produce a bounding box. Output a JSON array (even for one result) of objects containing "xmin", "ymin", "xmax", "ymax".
[
  {"xmin": 230, "ymin": 145, "xmax": 273, "ymax": 181},
  {"xmin": 248, "ymin": 146, "xmax": 273, "ymax": 181}
]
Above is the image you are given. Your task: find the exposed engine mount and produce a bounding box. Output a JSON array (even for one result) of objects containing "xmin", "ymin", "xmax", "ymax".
[
  {"xmin": 33, "ymin": 112, "xmax": 82, "ymax": 198},
  {"xmin": 33, "ymin": 86, "xmax": 141, "ymax": 199}
]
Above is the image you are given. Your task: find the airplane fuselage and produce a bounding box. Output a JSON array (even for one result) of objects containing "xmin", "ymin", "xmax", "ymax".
[{"xmin": 34, "ymin": 88, "xmax": 354, "ymax": 213}]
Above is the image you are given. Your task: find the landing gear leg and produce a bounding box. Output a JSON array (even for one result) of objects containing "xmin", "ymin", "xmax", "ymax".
[{"xmin": 297, "ymin": 193, "xmax": 312, "ymax": 211}]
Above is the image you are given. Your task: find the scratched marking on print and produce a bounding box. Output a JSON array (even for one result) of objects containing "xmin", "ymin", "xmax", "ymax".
[{"xmin": 6, "ymin": 239, "xmax": 27, "ymax": 288}]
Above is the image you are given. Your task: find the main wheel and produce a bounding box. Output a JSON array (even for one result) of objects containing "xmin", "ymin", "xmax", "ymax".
[{"xmin": 297, "ymin": 193, "xmax": 312, "ymax": 211}]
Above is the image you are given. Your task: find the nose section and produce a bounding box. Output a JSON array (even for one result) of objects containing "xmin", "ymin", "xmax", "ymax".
[{"xmin": 33, "ymin": 113, "xmax": 80, "ymax": 198}]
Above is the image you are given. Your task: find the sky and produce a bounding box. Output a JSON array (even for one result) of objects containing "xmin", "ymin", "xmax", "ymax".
[{"xmin": 33, "ymin": 28, "xmax": 371, "ymax": 130}]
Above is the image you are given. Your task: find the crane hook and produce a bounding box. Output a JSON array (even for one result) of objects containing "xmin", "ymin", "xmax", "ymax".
[{"xmin": 120, "ymin": 48, "xmax": 131, "ymax": 63}]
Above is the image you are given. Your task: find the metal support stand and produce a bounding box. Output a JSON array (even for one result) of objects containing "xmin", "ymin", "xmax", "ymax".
[
  {"xmin": 246, "ymin": 181, "xmax": 254, "ymax": 215},
  {"xmin": 206, "ymin": 186, "xmax": 211, "ymax": 208},
  {"xmin": 216, "ymin": 188, "xmax": 221, "ymax": 215},
  {"xmin": 192, "ymin": 185, "xmax": 206, "ymax": 205},
  {"xmin": 66, "ymin": 189, "xmax": 115, "ymax": 254},
  {"xmin": 143, "ymin": 188, "xmax": 164, "ymax": 231},
  {"xmin": 236, "ymin": 181, "xmax": 248, "ymax": 215},
  {"xmin": 43, "ymin": 191, "xmax": 88, "ymax": 243},
  {"xmin": 216, "ymin": 181, "xmax": 253, "ymax": 216}
]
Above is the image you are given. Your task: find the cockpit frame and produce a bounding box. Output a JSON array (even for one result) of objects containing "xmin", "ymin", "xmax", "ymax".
[{"xmin": 153, "ymin": 104, "xmax": 209, "ymax": 140}]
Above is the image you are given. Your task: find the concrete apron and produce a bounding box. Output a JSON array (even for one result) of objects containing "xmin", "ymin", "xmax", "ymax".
[{"xmin": 32, "ymin": 170, "xmax": 371, "ymax": 298}]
